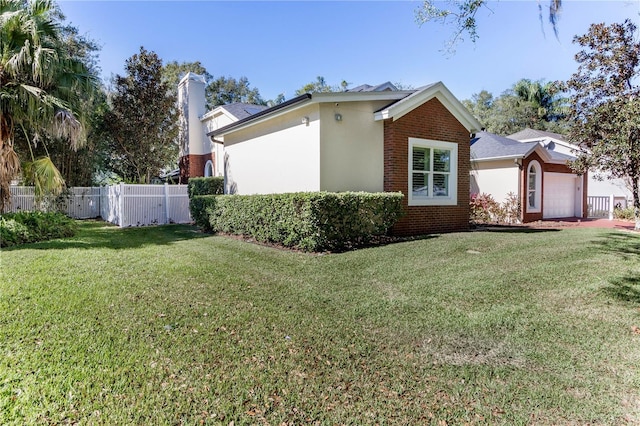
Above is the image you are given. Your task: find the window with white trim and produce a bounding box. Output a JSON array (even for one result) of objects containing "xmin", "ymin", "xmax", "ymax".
[
  {"xmin": 408, "ymin": 138, "xmax": 458, "ymax": 206},
  {"xmin": 527, "ymin": 160, "xmax": 541, "ymax": 212},
  {"xmin": 204, "ymin": 160, "xmax": 214, "ymax": 177}
]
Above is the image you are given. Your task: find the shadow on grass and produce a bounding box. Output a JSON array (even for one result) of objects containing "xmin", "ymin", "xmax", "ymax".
[
  {"xmin": 472, "ymin": 224, "xmax": 561, "ymax": 234},
  {"xmin": 327, "ymin": 233, "xmax": 440, "ymax": 253},
  {"xmin": 2, "ymin": 220, "xmax": 210, "ymax": 251},
  {"xmin": 594, "ymin": 232, "xmax": 640, "ymax": 260},
  {"xmin": 602, "ymin": 275, "xmax": 640, "ymax": 305}
]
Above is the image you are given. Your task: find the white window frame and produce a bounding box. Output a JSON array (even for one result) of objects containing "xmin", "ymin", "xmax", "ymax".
[
  {"xmin": 408, "ymin": 138, "xmax": 458, "ymax": 206},
  {"xmin": 527, "ymin": 160, "xmax": 541, "ymax": 213},
  {"xmin": 204, "ymin": 160, "xmax": 214, "ymax": 177}
]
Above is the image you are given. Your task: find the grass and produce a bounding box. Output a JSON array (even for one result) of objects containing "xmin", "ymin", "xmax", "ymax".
[{"xmin": 1, "ymin": 221, "xmax": 640, "ymax": 424}]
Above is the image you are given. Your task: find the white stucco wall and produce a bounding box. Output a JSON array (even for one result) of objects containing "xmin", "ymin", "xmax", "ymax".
[
  {"xmin": 179, "ymin": 74, "xmax": 207, "ymax": 156},
  {"xmin": 202, "ymin": 112, "xmax": 236, "ymax": 176},
  {"xmin": 319, "ymin": 101, "xmax": 387, "ymax": 192},
  {"xmin": 222, "ymin": 104, "xmax": 321, "ymax": 194},
  {"xmin": 470, "ymin": 160, "xmax": 520, "ymax": 203}
]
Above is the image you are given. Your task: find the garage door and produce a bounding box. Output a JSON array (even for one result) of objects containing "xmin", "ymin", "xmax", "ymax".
[{"xmin": 543, "ymin": 173, "xmax": 576, "ymax": 218}]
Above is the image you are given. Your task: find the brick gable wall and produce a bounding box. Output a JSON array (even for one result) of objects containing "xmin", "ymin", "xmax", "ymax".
[
  {"xmin": 179, "ymin": 153, "xmax": 215, "ymax": 184},
  {"xmin": 520, "ymin": 152, "xmax": 588, "ymax": 223},
  {"xmin": 383, "ymin": 98, "xmax": 471, "ymax": 236}
]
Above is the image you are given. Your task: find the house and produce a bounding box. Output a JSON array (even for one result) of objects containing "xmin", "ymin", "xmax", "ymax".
[
  {"xmin": 508, "ymin": 128, "xmax": 633, "ymax": 206},
  {"xmin": 177, "ymin": 73, "xmax": 268, "ymax": 183},
  {"xmin": 179, "ymin": 74, "xmax": 481, "ymax": 235},
  {"xmin": 470, "ymin": 131, "xmax": 588, "ymax": 222}
]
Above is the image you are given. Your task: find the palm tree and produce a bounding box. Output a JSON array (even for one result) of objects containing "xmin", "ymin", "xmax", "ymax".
[
  {"xmin": 0, "ymin": 0, "xmax": 97, "ymax": 211},
  {"xmin": 513, "ymin": 78, "xmax": 568, "ymax": 124}
]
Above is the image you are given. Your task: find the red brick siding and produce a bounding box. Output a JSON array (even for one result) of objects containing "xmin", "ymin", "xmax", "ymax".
[
  {"xmin": 520, "ymin": 153, "xmax": 544, "ymax": 223},
  {"xmin": 384, "ymin": 98, "xmax": 471, "ymax": 236},
  {"xmin": 178, "ymin": 153, "xmax": 215, "ymax": 184},
  {"xmin": 520, "ymin": 152, "xmax": 587, "ymax": 223}
]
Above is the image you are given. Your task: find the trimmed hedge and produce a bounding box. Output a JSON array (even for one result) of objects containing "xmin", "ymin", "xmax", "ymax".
[
  {"xmin": 0, "ymin": 211, "xmax": 77, "ymax": 247},
  {"xmin": 189, "ymin": 195, "xmax": 218, "ymax": 232},
  {"xmin": 190, "ymin": 191, "xmax": 404, "ymax": 251},
  {"xmin": 188, "ymin": 177, "xmax": 224, "ymax": 197}
]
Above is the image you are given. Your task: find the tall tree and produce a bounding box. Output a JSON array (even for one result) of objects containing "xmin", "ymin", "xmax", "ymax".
[
  {"xmin": 563, "ymin": 19, "xmax": 640, "ymax": 230},
  {"xmin": 463, "ymin": 79, "xmax": 568, "ymax": 135},
  {"xmin": 415, "ymin": 0, "xmax": 562, "ymax": 52},
  {"xmin": 207, "ymin": 76, "xmax": 266, "ymax": 107},
  {"xmin": 295, "ymin": 76, "xmax": 349, "ymax": 95},
  {"xmin": 102, "ymin": 47, "xmax": 178, "ymax": 183},
  {"xmin": 0, "ymin": 0, "xmax": 97, "ymax": 210},
  {"xmin": 162, "ymin": 60, "xmax": 212, "ymax": 90},
  {"xmin": 13, "ymin": 11, "xmax": 107, "ymax": 187}
]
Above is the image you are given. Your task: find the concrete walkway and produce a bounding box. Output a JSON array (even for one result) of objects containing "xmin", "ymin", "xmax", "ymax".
[{"xmin": 538, "ymin": 217, "xmax": 637, "ymax": 231}]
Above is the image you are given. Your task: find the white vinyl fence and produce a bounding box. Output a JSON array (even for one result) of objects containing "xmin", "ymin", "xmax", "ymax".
[
  {"xmin": 7, "ymin": 184, "xmax": 191, "ymax": 227},
  {"xmin": 587, "ymin": 195, "xmax": 628, "ymax": 219}
]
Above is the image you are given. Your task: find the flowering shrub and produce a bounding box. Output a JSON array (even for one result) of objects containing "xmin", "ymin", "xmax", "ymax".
[
  {"xmin": 470, "ymin": 192, "xmax": 521, "ymax": 224},
  {"xmin": 470, "ymin": 193, "xmax": 499, "ymax": 223}
]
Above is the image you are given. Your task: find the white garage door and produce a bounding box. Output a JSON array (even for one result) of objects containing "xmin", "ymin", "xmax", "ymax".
[{"xmin": 543, "ymin": 173, "xmax": 576, "ymax": 218}]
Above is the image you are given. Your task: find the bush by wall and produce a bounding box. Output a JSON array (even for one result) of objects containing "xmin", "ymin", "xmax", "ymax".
[
  {"xmin": 191, "ymin": 191, "xmax": 404, "ymax": 251},
  {"xmin": 613, "ymin": 205, "xmax": 636, "ymax": 221},
  {"xmin": 470, "ymin": 192, "xmax": 521, "ymax": 224},
  {"xmin": 188, "ymin": 177, "xmax": 224, "ymax": 197},
  {"xmin": 189, "ymin": 195, "xmax": 218, "ymax": 232},
  {"xmin": 0, "ymin": 211, "xmax": 77, "ymax": 247}
]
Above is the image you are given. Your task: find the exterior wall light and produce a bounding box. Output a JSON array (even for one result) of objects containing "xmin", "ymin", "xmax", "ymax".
[{"xmin": 335, "ymin": 113, "xmax": 342, "ymax": 121}]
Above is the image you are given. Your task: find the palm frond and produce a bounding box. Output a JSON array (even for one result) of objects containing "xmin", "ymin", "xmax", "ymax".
[{"xmin": 22, "ymin": 155, "xmax": 65, "ymax": 201}]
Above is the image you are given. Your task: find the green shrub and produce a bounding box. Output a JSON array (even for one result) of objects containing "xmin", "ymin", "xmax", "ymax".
[
  {"xmin": 192, "ymin": 191, "xmax": 404, "ymax": 251},
  {"xmin": 613, "ymin": 205, "xmax": 636, "ymax": 221},
  {"xmin": 189, "ymin": 195, "xmax": 218, "ymax": 232},
  {"xmin": 0, "ymin": 211, "xmax": 77, "ymax": 247},
  {"xmin": 188, "ymin": 177, "xmax": 224, "ymax": 197}
]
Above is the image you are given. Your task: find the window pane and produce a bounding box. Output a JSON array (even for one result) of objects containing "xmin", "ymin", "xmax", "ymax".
[
  {"xmin": 413, "ymin": 147, "xmax": 430, "ymax": 171},
  {"xmin": 412, "ymin": 173, "xmax": 428, "ymax": 197},
  {"xmin": 529, "ymin": 191, "xmax": 536, "ymax": 208},
  {"xmin": 528, "ymin": 175, "xmax": 536, "ymax": 191},
  {"xmin": 433, "ymin": 173, "xmax": 449, "ymax": 196},
  {"xmin": 433, "ymin": 149, "xmax": 450, "ymax": 172}
]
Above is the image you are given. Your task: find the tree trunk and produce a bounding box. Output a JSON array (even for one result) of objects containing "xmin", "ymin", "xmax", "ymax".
[{"xmin": 633, "ymin": 176, "xmax": 640, "ymax": 231}]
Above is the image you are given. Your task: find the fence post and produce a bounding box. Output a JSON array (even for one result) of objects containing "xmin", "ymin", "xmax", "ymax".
[
  {"xmin": 119, "ymin": 182, "xmax": 125, "ymax": 227},
  {"xmin": 609, "ymin": 194, "xmax": 614, "ymax": 220},
  {"xmin": 164, "ymin": 182, "xmax": 170, "ymax": 224}
]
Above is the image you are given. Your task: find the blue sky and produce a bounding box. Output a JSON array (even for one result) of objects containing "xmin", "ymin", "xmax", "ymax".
[{"xmin": 58, "ymin": 1, "xmax": 640, "ymax": 102}]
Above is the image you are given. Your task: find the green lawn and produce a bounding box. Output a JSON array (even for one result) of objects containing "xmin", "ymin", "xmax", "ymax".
[{"xmin": 1, "ymin": 221, "xmax": 640, "ymax": 424}]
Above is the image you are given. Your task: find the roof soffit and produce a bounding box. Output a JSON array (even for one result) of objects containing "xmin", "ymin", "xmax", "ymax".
[{"xmin": 373, "ymin": 82, "xmax": 482, "ymax": 132}]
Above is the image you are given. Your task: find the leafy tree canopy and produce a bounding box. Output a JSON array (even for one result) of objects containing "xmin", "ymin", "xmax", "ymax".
[
  {"xmin": 562, "ymin": 19, "xmax": 640, "ymax": 229},
  {"xmin": 163, "ymin": 60, "xmax": 212, "ymax": 90},
  {"xmin": 463, "ymin": 78, "xmax": 568, "ymax": 135},
  {"xmin": 102, "ymin": 47, "xmax": 178, "ymax": 184},
  {"xmin": 207, "ymin": 75, "xmax": 267, "ymax": 107},
  {"xmin": 0, "ymin": 0, "xmax": 99, "ymax": 210},
  {"xmin": 415, "ymin": 0, "xmax": 562, "ymax": 53},
  {"xmin": 295, "ymin": 76, "xmax": 350, "ymax": 95}
]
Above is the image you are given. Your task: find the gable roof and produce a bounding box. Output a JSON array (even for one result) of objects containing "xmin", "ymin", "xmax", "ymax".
[
  {"xmin": 208, "ymin": 81, "xmax": 480, "ymax": 138},
  {"xmin": 373, "ymin": 82, "xmax": 481, "ymax": 132},
  {"xmin": 471, "ymin": 131, "xmax": 541, "ymax": 161},
  {"xmin": 508, "ymin": 128, "xmax": 567, "ymax": 143},
  {"xmin": 347, "ymin": 82, "xmax": 398, "ymax": 92},
  {"xmin": 470, "ymin": 131, "xmax": 575, "ymax": 164},
  {"xmin": 208, "ymin": 90, "xmax": 410, "ymax": 138},
  {"xmin": 201, "ymin": 102, "xmax": 269, "ymax": 122},
  {"xmin": 220, "ymin": 103, "xmax": 268, "ymax": 120}
]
